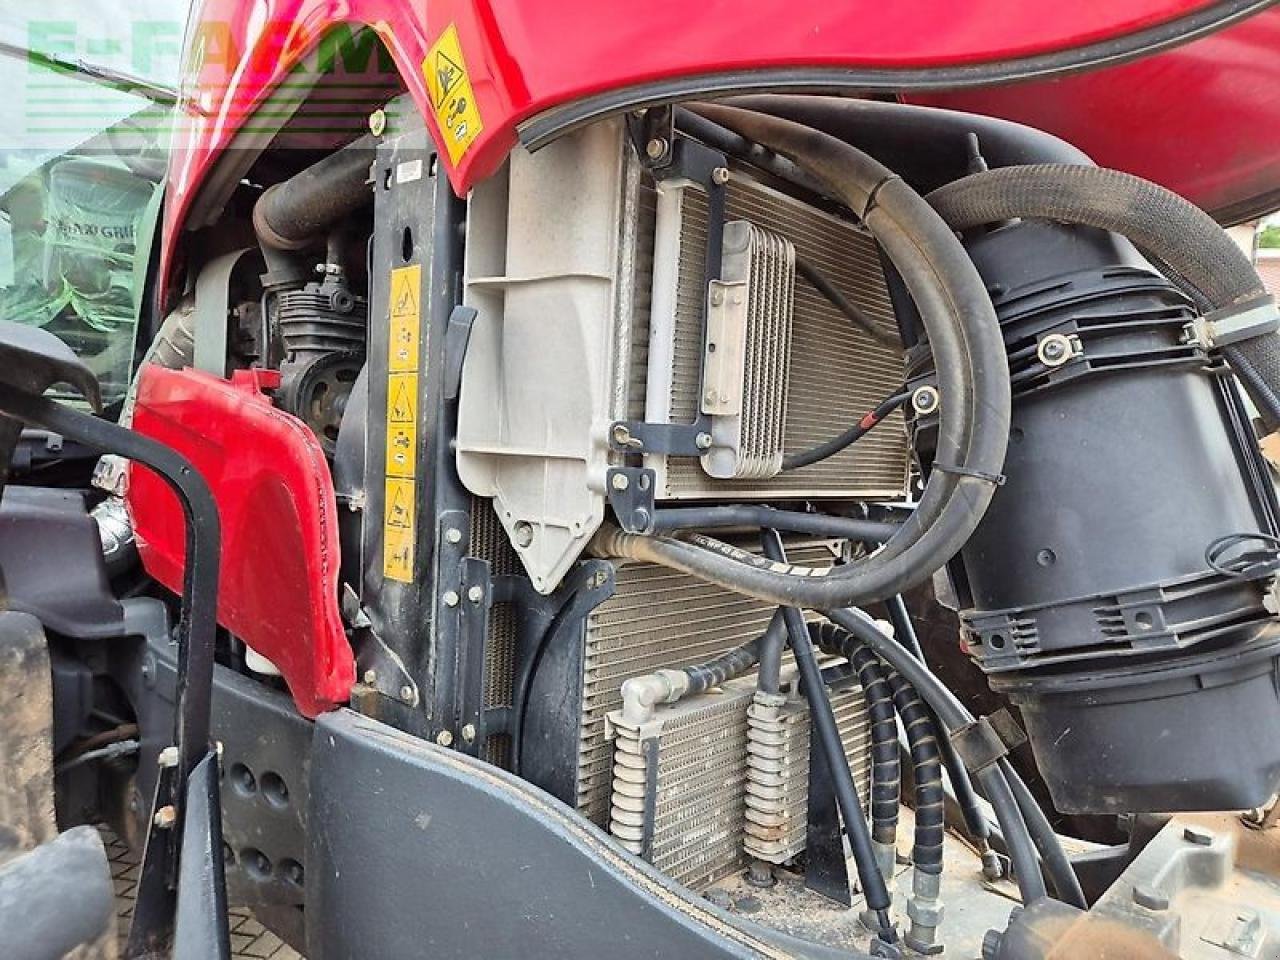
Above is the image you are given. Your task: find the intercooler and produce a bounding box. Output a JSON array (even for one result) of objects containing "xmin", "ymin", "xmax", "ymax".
[{"xmin": 457, "ymin": 120, "xmax": 911, "ymax": 593}]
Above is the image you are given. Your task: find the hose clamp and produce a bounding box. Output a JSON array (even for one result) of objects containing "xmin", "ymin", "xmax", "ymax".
[{"xmin": 1186, "ymin": 294, "xmax": 1280, "ymax": 349}]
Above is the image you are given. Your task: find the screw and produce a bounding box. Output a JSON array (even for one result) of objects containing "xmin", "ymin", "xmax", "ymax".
[
  {"xmin": 711, "ymin": 166, "xmax": 730, "ymax": 185},
  {"xmin": 363, "ymin": 669, "xmax": 377, "ymax": 684},
  {"xmin": 705, "ymin": 390, "xmax": 718, "ymax": 405},
  {"xmin": 695, "ymin": 432, "xmax": 713, "ymax": 450},
  {"xmin": 1037, "ymin": 333, "xmax": 1075, "ymax": 368},
  {"xmin": 513, "ymin": 521, "xmax": 534, "ymax": 548},
  {"xmin": 436, "ymin": 729, "xmax": 454, "ymax": 747},
  {"xmin": 710, "ymin": 288, "xmax": 724, "ymax": 306},
  {"xmin": 645, "ymin": 137, "xmax": 668, "ymax": 160},
  {"xmin": 611, "ymin": 473, "xmax": 630, "ymax": 491},
  {"xmin": 400, "ymin": 685, "xmax": 414, "ymax": 702},
  {"xmin": 153, "ymin": 805, "xmax": 177, "ymax": 830},
  {"xmin": 912, "ymin": 386, "xmax": 941, "ymax": 416},
  {"xmin": 445, "ymin": 528, "xmax": 463, "ymax": 544},
  {"xmin": 461, "ymin": 723, "xmax": 477, "ymax": 743},
  {"xmin": 368, "ymin": 109, "xmax": 387, "ymax": 137},
  {"xmin": 467, "ymin": 585, "xmax": 484, "ymax": 604},
  {"xmin": 157, "ymin": 746, "xmax": 179, "ymax": 769},
  {"xmin": 442, "ymin": 590, "xmax": 460, "ymax": 608}
]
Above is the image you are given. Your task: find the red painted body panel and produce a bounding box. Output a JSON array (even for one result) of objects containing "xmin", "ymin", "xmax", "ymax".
[
  {"xmin": 913, "ymin": 10, "xmax": 1280, "ymax": 222},
  {"xmin": 127, "ymin": 366, "xmax": 353, "ymax": 718},
  {"xmin": 168, "ymin": 0, "xmax": 1245, "ymax": 231}
]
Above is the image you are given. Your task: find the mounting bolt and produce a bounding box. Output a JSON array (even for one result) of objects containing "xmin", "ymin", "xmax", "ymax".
[
  {"xmin": 711, "ymin": 166, "xmax": 730, "ymax": 185},
  {"xmin": 710, "ymin": 288, "xmax": 725, "ymax": 306},
  {"xmin": 368, "ymin": 108, "xmax": 387, "ymax": 137},
  {"xmin": 467, "ymin": 585, "xmax": 484, "ymax": 604},
  {"xmin": 611, "ymin": 473, "xmax": 630, "ymax": 491},
  {"xmin": 513, "ymin": 521, "xmax": 535, "ymax": 548},
  {"xmin": 704, "ymin": 390, "xmax": 718, "ymax": 405},
  {"xmin": 445, "ymin": 528, "xmax": 463, "ymax": 545},
  {"xmin": 435, "ymin": 729, "xmax": 454, "ymax": 747},
  {"xmin": 461, "ymin": 723, "xmax": 477, "ymax": 743},
  {"xmin": 695, "ymin": 432, "xmax": 713, "ymax": 450},
  {"xmin": 157, "ymin": 746, "xmax": 179, "ymax": 769},
  {"xmin": 399, "ymin": 685, "xmax": 414, "ymax": 703},
  {"xmin": 911, "ymin": 385, "xmax": 941, "ymax": 416},
  {"xmin": 645, "ymin": 137, "xmax": 669, "ymax": 160},
  {"xmin": 1037, "ymin": 333, "xmax": 1075, "ymax": 368},
  {"xmin": 363, "ymin": 669, "xmax": 377, "ymax": 685},
  {"xmin": 153, "ymin": 805, "xmax": 177, "ymax": 830},
  {"xmin": 442, "ymin": 590, "xmax": 460, "ymax": 608}
]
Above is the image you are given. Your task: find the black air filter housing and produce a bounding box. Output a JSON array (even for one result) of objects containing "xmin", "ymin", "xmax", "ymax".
[{"xmin": 928, "ymin": 218, "xmax": 1280, "ymax": 814}]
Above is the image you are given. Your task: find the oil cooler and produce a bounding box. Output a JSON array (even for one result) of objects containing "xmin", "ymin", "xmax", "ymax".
[{"xmin": 456, "ymin": 120, "xmax": 909, "ymax": 593}]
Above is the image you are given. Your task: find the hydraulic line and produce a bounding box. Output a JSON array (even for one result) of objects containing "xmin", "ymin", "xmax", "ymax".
[
  {"xmin": 648, "ymin": 505, "xmax": 900, "ymax": 543},
  {"xmin": 794, "ymin": 256, "xmax": 900, "ymax": 347},
  {"xmin": 762, "ymin": 532, "xmax": 897, "ymax": 945},
  {"xmin": 592, "ymin": 104, "xmax": 1011, "ymax": 609},
  {"xmin": 926, "ymin": 163, "xmax": 1280, "ymax": 429},
  {"xmin": 821, "ymin": 608, "xmax": 1049, "ymax": 905},
  {"xmin": 885, "ymin": 595, "xmax": 995, "ymax": 860},
  {"xmin": 847, "ymin": 647, "xmax": 901, "ymax": 862},
  {"xmin": 781, "ymin": 387, "xmax": 910, "ymax": 471}
]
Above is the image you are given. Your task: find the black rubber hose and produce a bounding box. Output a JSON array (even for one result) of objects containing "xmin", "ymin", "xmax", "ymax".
[
  {"xmin": 755, "ymin": 608, "xmax": 788, "ymax": 696},
  {"xmin": 649, "ymin": 505, "xmax": 900, "ymax": 543},
  {"xmin": 721, "ymin": 95, "xmax": 1091, "ymax": 194},
  {"xmin": 782, "ymin": 388, "xmax": 910, "ymax": 471},
  {"xmin": 794, "ymin": 256, "xmax": 900, "ymax": 347},
  {"xmin": 1001, "ymin": 757, "xmax": 1087, "ymax": 909},
  {"xmin": 926, "ymin": 162, "xmax": 1280, "ymax": 430},
  {"xmin": 885, "ymin": 595, "xmax": 991, "ymax": 847},
  {"xmin": 592, "ymin": 105, "xmax": 1011, "ymax": 608},
  {"xmin": 253, "ymin": 133, "xmax": 378, "ymax": 253},
  {"xmin": 684, "ymin": 635, "xmax": 762, "ymax": 695},
  {"xmin": 848, "ymin": 647, "xmax": 901, "ymax": 847},
  {"xmin": 885, "ymin": 670, "xmax": 946, "ymax": 876},
  {"xmin": 820, "ymin": 609, "xmax": 1048, "ymax": 904},
  {"xmin": 762, "ymin": 533, "xmax": 896, "ymax": 942}
]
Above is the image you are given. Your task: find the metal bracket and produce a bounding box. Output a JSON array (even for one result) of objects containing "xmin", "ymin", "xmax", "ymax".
[
  {"xmin": 949, "ymin": 710, "xmax": 1027, "ymax": 775},
  {"xmin": 625, "ymin": 105, "xmax": 675, "ymax": 171},
  {"xmin": 606, "ymin": 467, "xmax": 657, "ymax": 533},
  {"xmin": 1186, "ymin": 294, "xmax": 1280, "ymax": 349},
  {"xmin": 455, "ymin": 557, "xmax": 492, "ymax": 756},
  {"xmin": 609, "ymin": 136, "xmax": 729, "ymax": 458}
]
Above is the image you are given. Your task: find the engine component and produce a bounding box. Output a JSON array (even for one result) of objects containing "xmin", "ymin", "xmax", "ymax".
[
  {"xmin": 456, "ymin": 118, "xmax": 910, "ymax": 592},
  {"xmin": 276, "ymin": 268, "xmax": 367, "ymax": 453},
  {"xmin": 925, "ymin": 217, "xmax": 1280, "ymax": 814}
]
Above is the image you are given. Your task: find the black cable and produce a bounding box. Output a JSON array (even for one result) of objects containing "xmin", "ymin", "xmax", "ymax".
[
  {"xmin": 821, "ymin": 608, "xmax": 1049, "ymax": 904},
  {"xmin": 795, "ymin": 256, "xmax": 901, "ymax": 348},
  {"xmin": 649, "ymin": 504, "xmax": 900, "ymax": 543},
  {"xmin": 763, "ymin": 533, "xmax": 897, "ymax": 944},
  {"xmin": 782, "ymin": 387, "xmax": 910, "ymax": 471}
]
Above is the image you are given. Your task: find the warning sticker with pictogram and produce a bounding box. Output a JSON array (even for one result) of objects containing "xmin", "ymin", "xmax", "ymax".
[
  {"xmin": 386, "ymin": 419, "xmax": 417, "ymax": 478},
  {"xmin": 422, "ymin": 24, "xmax": 483, "ymax": 165},
  {"xmin": 385, "ymin": 477, "xmax": 416, "ymax": 531},
  {"xmin": 389, "ymin": 265, "xmax": 421, "ymax": 373},
  {"xmin": 384, "ymin": 526, "xmax": 414, "ymax": 582},
  {"xmin": 387, "ymin": 373, "xmax": 417, "ymax": 424}
]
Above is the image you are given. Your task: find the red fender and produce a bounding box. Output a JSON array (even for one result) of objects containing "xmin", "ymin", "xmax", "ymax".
[{"xmin": 126, "ymin": 366, "xmax": 353, "ymax": 718}]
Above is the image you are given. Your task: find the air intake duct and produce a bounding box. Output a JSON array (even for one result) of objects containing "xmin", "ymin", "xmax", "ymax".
[{"xmin": 918, "ymin": 215, "xmax": 1280, "ymax": 814}]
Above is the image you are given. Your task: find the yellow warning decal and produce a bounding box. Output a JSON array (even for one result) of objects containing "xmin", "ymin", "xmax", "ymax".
[
  {"xmin": 422, "ymin": 24, "xmax": 483, "ymax": 166},
  {"xmin": 383, "ymin": 265, "xmax": 423, "ymax": 583}
]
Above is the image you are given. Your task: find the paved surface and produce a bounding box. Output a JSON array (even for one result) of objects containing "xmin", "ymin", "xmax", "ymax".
[{"xmin": 102, "ymin": 827, "xmax": 304, "ymax": 959}]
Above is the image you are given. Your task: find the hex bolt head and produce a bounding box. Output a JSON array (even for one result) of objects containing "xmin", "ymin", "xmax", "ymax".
[
  {"xmin": 368, "ymin": 109, "xmax": 387, "ymax": 136},
  {"xmin": 711, "ymin": 166, "xmax": 730, "ymax": 185},
  {"xmin": 445, "ymin": 528, "xmax": 463, "ymax": 544},
  {"xmin": 157, "ymin": 746, "xmax": 179, "ymax": 769},
  {"xmin": 1183, "ymin": 825, "xmax": 1215, "ymax": 846},
  {"xmin": 461, "ymin": 723, "xmax": 477, "ymax": 743},
  {"xmin": 435, "ymin": 729, "xmax": 454, "ymax": 747},
  {"xmin": 611, "ymin": 473, "xmax": 630, "ymax": 491},
  {"xmin": 513, "ymin": 521, "xmax": 535, "ymax": 548},
  {"xmin": 442, "ymin": 590, "xmax": 460, "ymax": 608},
  {"xmin": 645, "ymin": 137, "xmax": 668, "ymax": 160},
  {"xmin": 467, "ymin": 585, "xmax": 485, "ymax": 604},
  {"xmin": 912, "ymin": 386, "xmax": 941, "ymax": 416},
  {"xmin": 363, "ymin": 669, "xmax": 377, "ymax": 685},
  {"xmin": 153, "ymin": 805, "xmax": 177, "ymax": 830},
  {"xmin": 695, "ymin": 432, "xmax": 713, "ymax": 450}
]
